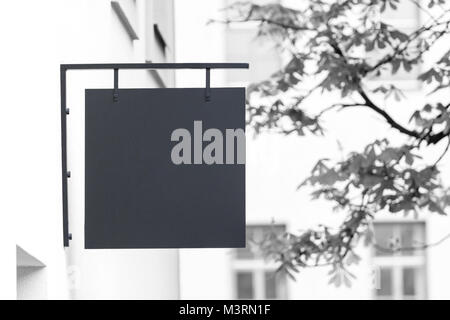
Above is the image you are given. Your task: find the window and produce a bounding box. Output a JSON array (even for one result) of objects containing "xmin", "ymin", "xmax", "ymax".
[
  {"xmin": 233, "ymin": 225, "xmax": 287, "ymax": 300},
  {"xmin": 373, "ymin": 222, "xmax": 427, "ymax": 300},
  {"xmin": 368, "ymin": 1, "xmax": 421, "ymax": 87},
  {"xmin": 225, "ymin": 0, "xmax": 282, "ymax": 85}
]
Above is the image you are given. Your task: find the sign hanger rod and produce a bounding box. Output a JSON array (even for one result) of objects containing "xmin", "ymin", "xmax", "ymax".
[{"xmin": 61, "ymin": 63, "xmax": 249, "ymax": 71}]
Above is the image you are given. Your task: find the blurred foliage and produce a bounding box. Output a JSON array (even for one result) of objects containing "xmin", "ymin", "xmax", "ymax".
[{"xmin": 223, "ymin": 0, "xmax": 450, "ymax": 285}]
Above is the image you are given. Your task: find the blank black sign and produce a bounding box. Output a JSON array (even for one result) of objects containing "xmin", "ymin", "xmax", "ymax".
[{"xmin": 85, "ymin": 88, "xmax": 245, "ymax": 249}]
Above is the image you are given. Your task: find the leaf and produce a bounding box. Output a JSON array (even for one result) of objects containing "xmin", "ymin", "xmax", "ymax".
[
  {"xmin": 429, "ymin": 201, "xmax": 446, "ymax": 215},
  {"xmin": 403, "ymin": 60, "xmax": 412, "ymax": 72},
  {"xmin": 317, "ymin": 170, "xmax": 340, "ymax": 186},
  {"xmin": 389, "ymin": 0, "xmax": 398, "ymax": 10},
  {"xmin": 345, "ymin": 252, "xmax": 361, "ymax": 266},
  {"xmin": 405, "ymin": 152, "xmax": 414, "ymax": 165},
  {"xmin": 409, "ymin": 110, "xmax": 420, "ymax": 123},
  {"xmin": 390, "ymin": 29, "xmax": 408, "ymax": 42},
  {"xmin": 423, "ymin": 104, "xmax": 433, "ymax": 113},
  {"xmin": 373, "ymin": 85, "xmax": 389, "ymax": 94},
  {"xmin": 343, "ymin": 274, "xmax": 352, "ymax": 288},
  {"xmin": 428, "ymin": 83, "xmax": 450, "ymax": 95},
  {"xmin": 328, "ymin": 273, "xmax": 341, "ymax": 287},
  {"xmin": 379, "ymin": 148, "xmax": 400, "ymax": 163},
  {"xmin": 391, "ymin": 59, "xmax": 401, "ymax": 74}
]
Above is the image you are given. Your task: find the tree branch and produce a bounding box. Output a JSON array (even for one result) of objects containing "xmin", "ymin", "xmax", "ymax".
[
  {"xmin": 357, "ymin": 87, "xmax": 422, "ymax": 139},
  {"xmin": 316, "ymin": 102, "xmax": 367, "ymax": 118},
  {"xmin": 210, "ymin": 17, "xmax": 315, "ymax": 31},
  {"xmin": 326, "ymin": 30, "xmax": 424, "ymax": 140},
  {"xmin": 367, "ymin": 16, "xmax": 450, "ymax": 74},
  {"xmin": 433, "ymin": 137, "xmax": 450, "ymax": 167},
  {"xmin": 375, "ymin": 231, "xmax": 450, "ymax": 253},
  {"xmin": 409, "ymin": 0, "xmax": 440, "ymax": 24}
]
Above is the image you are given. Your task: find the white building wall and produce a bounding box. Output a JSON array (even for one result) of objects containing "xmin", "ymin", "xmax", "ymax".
[
  {"xmin": 175, "ymin": 0, "xmax": 450, "ymax": 300},
  {"xmin": 1, "ymin": 0, "xmax": 179, "ymax": 300}
]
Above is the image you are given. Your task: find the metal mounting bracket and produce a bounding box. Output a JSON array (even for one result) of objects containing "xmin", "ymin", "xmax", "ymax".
[{"xmin": 60, "ymin": 62, "xmax": 249, "ymax": 247}]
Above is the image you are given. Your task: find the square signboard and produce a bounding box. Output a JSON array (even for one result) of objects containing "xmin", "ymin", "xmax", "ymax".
[{"xmin": 85, "ymin": 88, "xmax": 245, "ymax": 249}]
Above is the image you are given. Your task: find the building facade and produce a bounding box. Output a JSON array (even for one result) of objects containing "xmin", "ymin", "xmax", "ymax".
[
  {"xmin": 1, "ymin": 0, "xmax": 179, "ymax": 300},
  {"xmin": 176, "ymin": 0, "xmax": 450, "ymax": 300}
]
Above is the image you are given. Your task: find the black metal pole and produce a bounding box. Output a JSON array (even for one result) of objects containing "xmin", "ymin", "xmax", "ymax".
[
  {"xmin": 60, "ymin": 62, "xmax": 249, "ymax": 247},
  {"xmin": 60, "ymin": 66, "xmax": 70, "ymax": 247}
]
